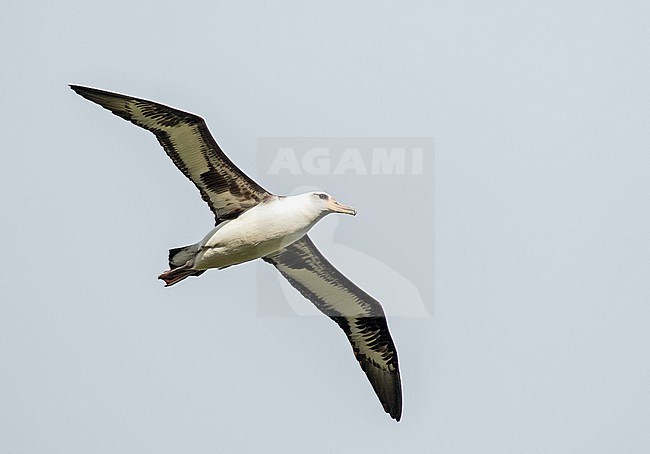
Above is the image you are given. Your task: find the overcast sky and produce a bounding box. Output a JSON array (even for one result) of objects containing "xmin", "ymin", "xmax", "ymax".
[{"xmin": 2, "ymin": 1, "xmax": 650, "ymax": 453}]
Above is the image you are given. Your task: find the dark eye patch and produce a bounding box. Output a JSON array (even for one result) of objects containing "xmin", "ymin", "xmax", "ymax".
[{"xmin": 318, "ymin": 193, "xmax": 328, "ymax": 200}]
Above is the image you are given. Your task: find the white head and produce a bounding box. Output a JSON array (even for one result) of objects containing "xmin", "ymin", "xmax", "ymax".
[
  {"xmin": 313, "ymin": 191, "xmax": 356, "ymax": 216},
  {"xmin": 290, "ymin": 191, "xmax": 357, "ymax": 220}
]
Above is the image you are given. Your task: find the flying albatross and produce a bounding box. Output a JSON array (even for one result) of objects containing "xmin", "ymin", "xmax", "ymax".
[{"xmin": 70, "ymin": 85, "xmax": 403, "ymax": 421}]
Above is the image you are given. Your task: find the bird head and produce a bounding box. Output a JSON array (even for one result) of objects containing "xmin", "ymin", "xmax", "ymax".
[{"xmin": 309, "ymin": 191, "xmax": 357, "ymax": 216}]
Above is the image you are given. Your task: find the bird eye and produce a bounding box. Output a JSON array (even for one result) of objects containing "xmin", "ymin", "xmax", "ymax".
[{"xmin": 318, "ymin": 193, "xmax": 328, "ymax": 200}]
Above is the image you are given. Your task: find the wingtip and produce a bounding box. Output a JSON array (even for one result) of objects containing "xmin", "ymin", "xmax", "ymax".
[
  {"xmin": 69, "ymin": 84, "xmax": 109, "ymax": 99},
  {"xmin": 386, "ymin": 398, "xmax": 402, "ymax": 422},
  {"xmin": 69, "ymin": 84, "xmax": 93, "ymax": 98},
  {"xmin": 384, "ymin": 370, "xmax": 403, "ymax": 422}
]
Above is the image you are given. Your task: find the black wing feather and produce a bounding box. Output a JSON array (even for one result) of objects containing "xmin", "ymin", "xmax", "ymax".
[
  {"xmin": 264, "ymin": 236, "xmax": 402, "ymax": 421},
  {"xmin": 70, "ymin": 85, "xmax": 271, "ymax": 224}
]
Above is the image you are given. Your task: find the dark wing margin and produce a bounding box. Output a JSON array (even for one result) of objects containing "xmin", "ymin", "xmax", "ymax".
[
  {"xmin": 263, "ymin": 236, "xmax": 402, "ymax": 421},
  {"xmin": 70, "ymin": 85, "xmax": 272, "ymax": 224}
]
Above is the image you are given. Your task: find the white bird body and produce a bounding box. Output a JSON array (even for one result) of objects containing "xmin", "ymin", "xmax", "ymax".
[{"xmin": 194, "ymin": 194, "xmax": 327, "ymax": 270}]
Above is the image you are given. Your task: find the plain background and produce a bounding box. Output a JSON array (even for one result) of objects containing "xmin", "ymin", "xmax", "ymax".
[{"xmin": 2, "ymin": 1, "xmax": 649, "ymax": 453}]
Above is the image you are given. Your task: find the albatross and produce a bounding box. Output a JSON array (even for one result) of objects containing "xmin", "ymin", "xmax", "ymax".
[{"xmin": 70, "ymin": 85, "xmax": 403, "ymax": 421}]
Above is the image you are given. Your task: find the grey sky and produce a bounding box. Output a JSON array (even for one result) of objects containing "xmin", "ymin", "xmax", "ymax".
[{"xmin": 2, "ymin": 1, "xmax": 650, "ymax": 453}]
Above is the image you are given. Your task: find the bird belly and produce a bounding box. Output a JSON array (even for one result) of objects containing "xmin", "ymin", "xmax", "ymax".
[
  {"xmin": 193, "ymin": 205, "xmax": 313, "ymax": 270},
  {"xmin": 195, "ymin": 236, "xmax": 295, "ymax": 270}
]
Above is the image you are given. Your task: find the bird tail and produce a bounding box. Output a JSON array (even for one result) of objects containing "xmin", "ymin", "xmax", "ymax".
[
  {"xmin": 160, "ymin": 244, "xmax": 204, "ymax": 286},
  {"xmin": 168, "ymin": 244, "xmax": 200, "ymax": 268}
]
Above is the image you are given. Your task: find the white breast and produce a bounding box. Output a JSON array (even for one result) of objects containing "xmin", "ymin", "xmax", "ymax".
[{"xmin": 194, "ymin": 197, "xmax": 322, "ymax": 270}]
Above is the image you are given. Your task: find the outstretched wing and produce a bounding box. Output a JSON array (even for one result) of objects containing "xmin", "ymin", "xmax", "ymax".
[
  {"xmin": 263, "ymin": 236, "xmax": 402, "ymax": 421},
  {"xmin": 70, "ymin": 85, "xmax": 271, "ymax": 224}
]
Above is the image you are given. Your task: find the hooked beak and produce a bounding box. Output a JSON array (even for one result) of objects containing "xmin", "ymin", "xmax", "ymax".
[{"xmin": 327, "ymin": 198, "xmax": 357, "ymax": 216}]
